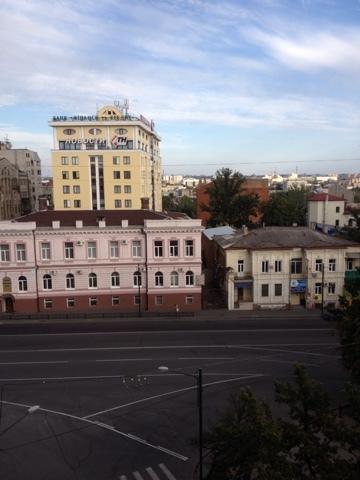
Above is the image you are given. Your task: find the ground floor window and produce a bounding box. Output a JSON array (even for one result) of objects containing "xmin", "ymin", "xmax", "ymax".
[
  {"xmin": 112, "ymin": 296, "xmax": 120, "ymax": 306},
  {"xmin": 44, "ymin": 298, "xmax": 53, "ymax": 309},
  {"xmin": 315, "ymin": 283, "xmax": 322, "ymax": 295},
  {"xmin": 274, "ymin": 283, "xmax": 282, "ymax": 296},
  {"xmin": 67, "ymin": 298, "xmax": 75, "ymax": 308},
  {"xmin": 261, "ymin": 284, "xmax": 269, "ymax": 297},
  {"xmin": 155, "ymin": 295, "xmax": 163, "ymax": 305},
  {"xmin": 134, "ymin": 295, "xmax": 140, "ymax": 305},
  {"xmin": 185, "ymin": 296, "xmax": 193, "ymax": 304},
  {"xmin": 89, "ymin": 297, "xmax": 97, "ymax": 307},
  {"xmin": 328, "ymin": 283, "xmax": 336, "ymax": 294}
]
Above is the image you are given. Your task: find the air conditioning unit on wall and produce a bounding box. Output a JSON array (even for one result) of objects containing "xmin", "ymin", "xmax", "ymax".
[
  {"xmin": 121, "ymin": 240, "xmax": 128, "ymax": 245},
  {"xmin": 76, "ymin": 270, "xmax": 82, "ymax": 275},
  {"xmin": 76, "ymin": 241, "xmax": 84, "ymax": 246}
]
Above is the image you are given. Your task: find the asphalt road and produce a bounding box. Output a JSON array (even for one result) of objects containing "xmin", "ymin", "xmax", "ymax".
[{"xmin": 0, "ymin": 315, "xmax": 344, "ymax": 480}]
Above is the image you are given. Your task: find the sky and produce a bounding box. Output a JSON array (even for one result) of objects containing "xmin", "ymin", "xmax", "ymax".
[{"xmin": 1, "ymin": 0, "xmax": 360, "ymax": 177}]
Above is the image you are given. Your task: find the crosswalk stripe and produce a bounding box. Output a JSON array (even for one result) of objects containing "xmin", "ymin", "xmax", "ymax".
[
  {"xmin": 145, "ymin": 467, "xmax": 160, "ymax": 480},
  {"xmin": 119, "ymin": 476, "xmax": 128, "ymax": 480},
  {"xmin": 132, "ymin": 472, "xmax": 144, "ymax": 480},
  {"xmin": 159, "ymin": 463, "xmax": 177, "ymax": 480}
]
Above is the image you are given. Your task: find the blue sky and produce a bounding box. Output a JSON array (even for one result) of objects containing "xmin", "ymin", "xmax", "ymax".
[{"xmin": 1, "ymin": 0, "xmax": 360, "ymax": 176}]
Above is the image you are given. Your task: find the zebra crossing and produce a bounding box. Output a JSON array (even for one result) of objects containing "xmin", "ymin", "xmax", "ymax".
[{"xmin": 119, "ymin": 462, "xmax": 177, "ymax": 480}]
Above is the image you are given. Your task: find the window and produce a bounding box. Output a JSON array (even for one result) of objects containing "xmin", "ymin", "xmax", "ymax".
[
  {"xmin": 112, "ymin": 296, "xmax": 120, "ymax": 306},
  {"xmin": 113, "ymin": 171, "xmax": 121, "ymax": 179},
  {"xmin": 88, "ymin": 273, "xmax": 97, "ymax": 288},
  {"xmin": 315, "ymin": 283, "xmax": 322, "ymax": 294},
  {"xmin": 111, "ymin": 271, "xmax": 120, "ymax": 287},
  {"xmin": 315, "ymin": 259, "xmax": 323, "ymax": 272},
  {"xmin": 113, "ymin": 156, "xmax": 121, "ymax": 165},
  {"xmin": 328, "ymin": 282, "xmax": 336, "ymax": 294},
  {"xmin": 274, "ymin": 283, "xmax": 282, "ymax": 296},
  {"xmin": 124, "ymin": 171, "xmax": 131, "ymax": 179},
  {"xmin": 133, "ymin": 271, "xmax": 142, "ymax": 287},
  {"xmin": 237, "ymin": 260, "xmax": 244, "ymax": 273},
  {"xmin": 186, "ymin": 270, "xmax": 194, "ymax": 286},
  {"xmin": 124, "ymin": 185, "xmax": 131, "ymax": 194},
  {"xmin": 0, "ymin": 244, "xmax": 10, "ymax": 262},
  {"xmin": 291, "ymin": 258, "xmax": 302, "ymax": 274},
  {"xmin": 62, "ymin": 171, "xmax": 69, "ymax": 179},
  {"xmin": 185, "ymin": 240, "xmax": 194, "ymax": 257},
  {"xmin": 66, "ymin": 273, "xmax": 75, "ymax": 289},
  {"xmin": 18, "ymin": 276, "xmax": 27, "ymax": 291},
  {"xmin": 61, "ymin": 156, "xmax": 69, "ymax": 165},
  {"xmin": 87, "ymin": 241, "xmax": 97, "ymax": 259},
  {"xmin": 114, "ymin": 199, "xmax": 122, "ymax": 208},
  {"xmin": 110, "ymin": 241, "xmax": 119, "ymax": 258},
  {"xmin": 170, "ymin": 271, "xmax": 179, "ymax": 287},
  {"xmin": 261, "ymin": 260, "xmax": 269, "ymax": 273},
  {"xmin": 41, "ymin": 242, "xmax": 51, "ymax": 260},
  {"xmin": 134, "ymin": 295, "xmax": 140, "ymax": 305},
  {"xmin": 336, "ymin": 206, "xmax": 340, "ymax": 213},
  {"xmin": 67, "ymin": 298, "xmax": 75, "ymax": 308},
  {"xmin": 329, "ymin": 259, "xmax": 336, "ymax": 272},
  {"xmin": 346, "ymin": 259, "xmax": 354, "ymax": 271},
  {"xmin": 44, "ymin": 299, "xmax": 53, "ymax": 309},
  {"xmin": 72, "ymin": 171, "xmax": 80, "ymax": 179},
  {"xmin": 132, "ymin": 240, "xmax": 141, "ymax": 257},
  {"xmin": 155, "ymin": 295, "xmax": 163, "ymax": 305},
  {"xmin": 43, "ymin": 274, "xmax": 52, "ymax": 290},
  {"xmin": 186, "ymin": 296, "xmax": 193, "ymax": 305},
  {"xmin": 89, "ymin": 297, "xmax": 97, "ymax": 306},
  {"xmin": 155, "ymin": 271, "xmax": 164, "ymax": 287},
  {"xmin": 275, "ymin": 260, "xmax": 282, "ymax": 273},
  {"xmin": 63, "ymin": 185, "xmax": 70, "ymax": 194},
  {"xmin": 114, "ymin": 185, "xmax": 121, "ymax": 193},
  {"xmin": 125, "ymin": 199, "xmax": 132, "ymax": 208},
  {"xmin": 73, "ymin": 185, "xmax": 80, "ymax": 194},
  {"xmin": 65, "ymin": 242, "xmax": 74, "ymax": 259},
  {"xmin": 123, "ymin": 156, "xmax": 130, "ymax": 165},
  {"xmin": 154, "ymin": 240, "xmax": 163, "ymax": 257},
  {"xmin": 16, "ymin": 244, "xmax": 26, "ymax": 262},
  {"xmin": 71, "ymin": 156, "xmax": 79, "ymax": 165},
  {"xmin": 64, "ymin": 200, "xmax": 71, "ymax": 208},
  {"xmin": 169, "ymin": 240, "xmax": 179, "ymax": 257},
  {"xmin": 74, "ymin": 200, "xmax": 81, "ymax": 208},
  {"xmin": 335, "ymin": 219, "xmax": 340, "ymax": 227},
  {"xmin": 261, "ymin": 284, "xmax": 269, "ymax": 297}
]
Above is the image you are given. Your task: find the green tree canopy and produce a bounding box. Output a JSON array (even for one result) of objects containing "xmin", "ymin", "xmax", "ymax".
[
  {"xmin": 162, "ymin": 193, "xmax": 196, "ymax": 218},
  {"xmin": 261, "ymin": 186, "xmax": 309, "ymax": 227},
  {"xmin": 202, "ymin": 168, "xmax": 259, "ymax": 227}
]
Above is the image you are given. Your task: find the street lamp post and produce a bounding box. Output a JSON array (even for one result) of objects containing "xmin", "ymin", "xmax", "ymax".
[
  {"xmin": 0, "ymin": 405, "xmax": 40, "ymax": 437},
  {"xmin": 158, "ymin": 366, "xmax": 203, "ymax": 480},
  {"xmin": 137, "ymin": 264, "xmax": 143, "ymax": 317},
  {"xmin": 321, "ymin": 262, "xmax": 325, "ymax": 314}
]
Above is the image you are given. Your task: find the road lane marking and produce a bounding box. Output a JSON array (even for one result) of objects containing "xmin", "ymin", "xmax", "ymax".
[
  {"xmin": 132, "ymin": 472, "xmax": 144, "ymax": 480},
  {"xmin": 119, "ymin": 476, "xmax": 128, "ymax": 480},
  {"xmin": 95, "ymin": 358, "xmax": 153, "ymax": 362},
  {"xmin": 0, "ymin": 360, "xmax": 68, "ymax": 365},
  {"xmin": 146, "ymin": 467, "xmax": 160, "ymax": 480},
  {"xmin": 0, "ymin": 342, "xmax": 338, "ymax": 354},
  {"xmin": 240, "ymin": 345, "xmax": 341, "ymax": 359},
  {"xmin": 260, "ymin": 357, "xmax": 319, "ymax": 367},
  {"xmin": 1, "ymin": 399, "xmax": 189, "ymax": 461},
  {"xmin": 179, "ymin": 357, "xmax": 235, "ymax": 360},
  {"xmin": 159, "ymin": 463, "xmax": 177, "ymax": 480},
  {"xmin": 84, "ymin": 374, "xmax": 264, "ymax": 419}
]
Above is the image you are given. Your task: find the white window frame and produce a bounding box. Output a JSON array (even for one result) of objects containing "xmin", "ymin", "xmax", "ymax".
[
  {"xmin": 170, "ymin": 271, "xmax": 179, "ymax": 287},
  {"xmin": 89, "ymin": 296, "xmax": 97, "ymax": 306},
  {"xmin": 133, "ymin": 271, "xmax": 142, "ymax": 287},
  {"xmin": 155, "ymin": 271, "xmax": 164, "ymax": 287},
  {"xmin": 315, "ymin": 283, "xmax": 322, "ymax": 294},
  {"xmin": 0, "ymin": 244, "xmax": 10, "ymax": 262},
  {"xmin": 110, "ymin": 241, "xmax": 119, "ymax": 258},
  {"xmin": 16, "ymin": 244, "xmax": 26, "ymax": 262},
  {"xmin": 315, "ymin": 259, "xmax": 323, "ymax": 272},
  {"xmin": 43, "ymin": 274, "xmax": 52, "ymax": 290},
  {"xmin": 112, "ymin": 296, "xmax": 120, "ymax": 306},
  {"xmin": 185, "ymin": 270, "xmax": 194, "ymax": 286},
  {"xmin": 88, "ymin": 273, "xmax": 97, "ymax": 289},
  {"xmin": 67, "ymin": 297, "xmax": 75, "ymax": 308},
  {"xmin": 41, "ymin": 242, "xmax": 51, "ymax": 260},
  {"xmin": 18, "ymin": 276, "xmax": 28, "ymax": 292},
  {"xmin": 185, "ymin": 240, "xmax": 194, "ymax": 257},
  {"xmin": 328, "ymin": 259, "xmax": 336, "ymax": 272},
  {"xmin": 261, "ymin": 261, "xmax": 269, "ymax": 273},
  {"xmin": 169, "ymin": 240, "xmax": 179, "ymax": 257},
  {"xmin": 87, "ymin": 241, "xmax": 97, "ymax": 259},
  {"xmin": 66, "ymin": 273, "xmax": 75, "ymax": 289},
  {"xmin": 132, "ymin": 240, "xmax": 141, "ymax": 257},
  {"xmin": 64, "ymin": 242, "xmax": 74, "ymax": 259},
  {"xmin": 154, "ymin": 240, "xmax": 163, "ymax": 257},
  {"xmin": 44, "ymin": 298, "xmax": 53, "ymax": 309},
  {"xmin": 237, "ymin": 260, "xmax": 244, "ymax": 273},
  {"xmin": 275, "ymin": 260, "xmax": 282, "ymax": 273},
  {"xmin": 111, "ymin": 271, "xmax": 120, "ymax": 287},
  {"xmin": 328, "ymin": 282, "xmax": 336, "ymax": 294}
]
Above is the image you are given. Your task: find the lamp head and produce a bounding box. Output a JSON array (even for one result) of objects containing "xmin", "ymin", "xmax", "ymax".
[
  {"xmin": 157, "ymin": 366, "xmax": 169, "ymax": 372},
  {"xmin": 28, "ymin": 405, "xmax": 40, "ymax": 414}
]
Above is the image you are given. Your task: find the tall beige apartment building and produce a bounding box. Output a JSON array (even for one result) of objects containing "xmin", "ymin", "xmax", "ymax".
[{"xmin": 50, "ymin": 103, "xmax": 162, "ymax": 211}]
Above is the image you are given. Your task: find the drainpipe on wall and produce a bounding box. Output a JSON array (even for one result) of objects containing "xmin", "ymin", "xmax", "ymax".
[
  {"xmin": 144, "ymin": 228, "xmax": 149, "ymax": 312},
  {"xmin": 32, "ymin": 229, "xmax": 40, "ymax": 313}
]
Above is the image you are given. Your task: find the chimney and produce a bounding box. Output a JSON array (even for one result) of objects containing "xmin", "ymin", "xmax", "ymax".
[
  {"xmin": 98, "ymin": 219, "xmax": 106, "ymax": 228},
  {"xmin": 121, "ymin": 219, "xmax": 128, "ymax": 227},
  {"xmin": 52, "ymin": 220, "xmax": 60, "ymax": 229},
  {"xmin": 76, "ymin": 220, "xmax": 83, "ymax": 229}
]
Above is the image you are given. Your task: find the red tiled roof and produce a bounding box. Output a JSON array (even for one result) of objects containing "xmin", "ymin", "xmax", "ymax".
[
  {"xmin": 15, "ymin": 210, "xmax": 173, "ymax": 227},
  {"xmin": 308, "ymin": 193, "xmax": 344, "ymax": 202}
]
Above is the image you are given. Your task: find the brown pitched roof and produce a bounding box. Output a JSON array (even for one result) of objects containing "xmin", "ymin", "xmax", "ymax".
[
  {"xmin": 308, "ymin": 193, "xmax": 344, "ymax": 202},
  {"xmin": 215, "ymin": 227, "xmax": 359, "ymax": 250},
  {"xmin": 15, "ymin": 210, "xmax": 173, "ymax": 227}
]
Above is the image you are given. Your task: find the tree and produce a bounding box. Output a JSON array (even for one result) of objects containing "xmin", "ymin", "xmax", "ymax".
[
  {"xmin": 162, "ymin": 194, "xmax": 196, "ymax": 218},
  {"xmin": 204, "ymin": 365, "xmax": 359, "ymax": 479},
  {"xmin": 202, "ymin": 168, "xmax": 259, "ymax": 227},
  {"xmin": 261, "ymin": 187, "xmax": 309, "ymax": 227}
]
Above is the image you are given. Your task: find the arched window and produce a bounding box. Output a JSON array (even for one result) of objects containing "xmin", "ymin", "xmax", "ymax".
[
  {"xmin": 111, "ymin": 271, "xmax": 120, "ymax": 287},
  {"xmin": 185, "ymin": 270, "xmax": 194, "ymax": 286},
  {"xmin": 170, "ymin": 271, "xmax": 179, "ymax": 287},
  {"xmin": 133, "ymin": 271, "xmax": 142, "ymax": 287},
  {"xmin": 155, "ymin": 271, "xmax": 163, "ymax": 287},
  {"xmin": 43, "ymin": 274, "xmax": 52, "ymax": 290},
  {"xmin": 18, "ymin": 276, "xmax": 27, "ymax": 292},
  {"xmin": 66, "ymin": 273, "xmax": 75, "ymax": 289},
  {"xmin": 88, "ymin": 272, "xmax": 97, "ymax": 289}
]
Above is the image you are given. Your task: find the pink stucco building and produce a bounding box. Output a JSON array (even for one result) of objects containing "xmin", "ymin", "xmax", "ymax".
[{"xmin": 0, "ymin": 210, "xmax": 203, "ymax": 314}]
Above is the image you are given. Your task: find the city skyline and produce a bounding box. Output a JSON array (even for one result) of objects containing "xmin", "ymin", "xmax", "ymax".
[{"xmin": 1, "ymin": 0, "xmax": 360, "ymax": 176}]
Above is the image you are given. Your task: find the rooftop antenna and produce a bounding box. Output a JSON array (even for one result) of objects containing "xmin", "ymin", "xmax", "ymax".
[{"xmin": 124, "ymin": 98, "xmax": 129, "ymax": 115}]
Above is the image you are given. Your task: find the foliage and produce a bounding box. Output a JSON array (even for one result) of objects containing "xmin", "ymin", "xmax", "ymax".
[
  {"xmin": 204, "ymin": 364, "xmax": 359, "ymax": 479},
  {"xmin": 162, "ymin": 193, "xmax": 196, "ymax": 218},
  {"xmin": 337, "ymin": 296, "xmax": 360, "ymax": 385},
  {"xmin": 261, "ymin": 186, "xmax": 309, "ymax": 226},
  {"xmin": 340, "ymin": 210, "xmax": 360, "ymax": 243},
  {"xmin": 202, "ymin": 168, "xmax": 259, "ymax": 227}
]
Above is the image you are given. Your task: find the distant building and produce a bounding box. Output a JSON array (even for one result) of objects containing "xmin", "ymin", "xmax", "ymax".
[
  {"xmin": 0, "ymin": 157, "xmax": 22, "ymax": 220},
  {"xmin": 196, "ymin": 177, "xmax": 269, "ymax": 225},
  {"xmin": 0, "ymin": 140, "xmax": 42, "ymax": 211},
  {"xmin": 307, "ymin": 193, "xmax": 353, "ymax": 233},
  {"xmin": 39, "ymin": 177, "xmax": 54, "ymax": 210},
  {"xmin": 0, "ymin": 210, "xmax": 202, "ymax": 314},
  {"xmin": 205, "ymin": 226, "xmax": 359, "ymax": 310}
]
